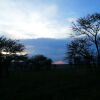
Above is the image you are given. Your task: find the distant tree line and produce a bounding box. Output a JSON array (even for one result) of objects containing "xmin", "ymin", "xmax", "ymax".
[
  {"xmin": 0, "ymin": 36, "xmax": 52, "ymax": 79},
  {"xmin": 11, "ymin": 55, "xmax": 52, "ymax": 71},
  {"xmin": 65, "ymin": 13, "xmax": 100, "ymax": 66}
]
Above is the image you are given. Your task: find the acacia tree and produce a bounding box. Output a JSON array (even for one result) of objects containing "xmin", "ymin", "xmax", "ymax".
[
  {"xmin": 0, "ymin": 36, "xmax": 24, "ymax": 54},
  {"xmin": 66, "ymin": 38, "xmax": 93, "ymax": 64},
  {"xmin": 72, "ymin": 13, "xmax": 100, "ymax": 63},
  {"xmin": 0, "ymin": 36, "xmax": 25, "ymax": 78},
  {"xmin": 0, "ymin": 36, "xmax": 25, "ymax": 64}
]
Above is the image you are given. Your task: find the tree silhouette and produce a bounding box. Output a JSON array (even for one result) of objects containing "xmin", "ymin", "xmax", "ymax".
[
  {"xmin": 29, "ymin": 55, "xmax": 52, "ymax": 70},
  {"xmin": 65, "ymin": 38, "xmax": 93, "ymax": 64},
  {"xmin": 72, "ymin": 13, "xmax": 100, "ymax": 64},
  {"xmin": 0, "ymin": 36, "xmax": 25, "ymax": 78}
]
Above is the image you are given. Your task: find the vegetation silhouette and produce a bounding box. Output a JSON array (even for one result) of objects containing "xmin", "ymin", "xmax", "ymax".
[
  {"xmin": 66, "ymin": 38, "xmax": 93, "ymax": 65},
  {"xmin": 29, "ymin": 55, "xmax": 52, "ymax": 71},
  {"xmin": 72, "ymin": 13, "xmax": 100, "ymax": 65},
  {"xmin": 0, "ymin": 36, "xmax": 25, "ymax": 78}
]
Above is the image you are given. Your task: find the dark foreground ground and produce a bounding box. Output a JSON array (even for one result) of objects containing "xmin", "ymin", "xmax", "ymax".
[{"xmin": 0, "ymin": 65, "xmax": 99, "ymax": 100}]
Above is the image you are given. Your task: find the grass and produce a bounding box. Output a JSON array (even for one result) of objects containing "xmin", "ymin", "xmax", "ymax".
[{"xmin": 0, "ymin": 65, "xmax": 99, "ymax": 100}]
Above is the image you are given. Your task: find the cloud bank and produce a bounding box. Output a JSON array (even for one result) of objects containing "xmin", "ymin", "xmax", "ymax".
[{"xmin": 20, "ymin": 38, "xmax": 70, "ymax": 61}]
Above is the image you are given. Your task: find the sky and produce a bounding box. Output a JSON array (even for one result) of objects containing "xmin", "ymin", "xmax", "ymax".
[
  {"xmin": 0, "ymin": 0, "xmax": 100, "ymax": 39},
  {"xmin": 20, "ymin": 38, "xmax": 69, "ymax": 62},
  {"xmin": 0, "ymin": 0, "xmax": 100, "ymax": 62}
]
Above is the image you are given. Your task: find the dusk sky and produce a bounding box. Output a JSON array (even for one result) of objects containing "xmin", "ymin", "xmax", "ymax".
[
  {"xmin": 0, "ymin": 0, "xmax": 100, "ymax": 62},
  {"xmin": 0, "ymin": 0, "xmax": 100, "ymax": 39}
]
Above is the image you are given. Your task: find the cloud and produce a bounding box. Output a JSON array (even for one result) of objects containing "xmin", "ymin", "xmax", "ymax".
[
  {"xmin": 0, "ymin": 0, "xmax": 72, "ymax": 39},
  {"xmin": 20, "ymin": 38, "xmax": 68, "ymax": 61}
]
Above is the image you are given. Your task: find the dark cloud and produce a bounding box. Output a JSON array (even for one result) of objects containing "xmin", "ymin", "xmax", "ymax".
[{"xmin": 20, "ymin": 38, "xmax": 71, "ymax": 61}]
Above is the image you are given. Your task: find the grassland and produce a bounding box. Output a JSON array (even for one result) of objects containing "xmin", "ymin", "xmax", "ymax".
[{"xmin": 0, "ymin": 65, "xmax": 99, "ymax": 100}]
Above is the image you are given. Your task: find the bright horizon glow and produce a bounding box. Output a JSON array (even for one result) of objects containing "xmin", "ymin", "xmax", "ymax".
[{"xmin": 2, "ymin": 51, "xmax": 27, "ymax": 55}]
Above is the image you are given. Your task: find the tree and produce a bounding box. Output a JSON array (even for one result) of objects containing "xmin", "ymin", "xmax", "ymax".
[
  {"xmin": 65, "ymin": 38, "xmax": 93, "ymax": 64},
  {"xmin": 29, "ymin": 55, "xmax": 52, "ymax": 70},
  {"xmin": 0, "ymin": 36, "xmax": 24, "ymax": 54},
  {"xmin": 72, "ymin": 13, "xmax": 100, "ymax": 64},
  {"xmin": 0, "ymin": 36, "xmax": 25, "ymax": 78}
]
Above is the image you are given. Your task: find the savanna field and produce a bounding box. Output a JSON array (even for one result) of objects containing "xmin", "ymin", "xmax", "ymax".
[{"xmin": 0, "ymin": 65, "xmax": 99, "ymax": 100}]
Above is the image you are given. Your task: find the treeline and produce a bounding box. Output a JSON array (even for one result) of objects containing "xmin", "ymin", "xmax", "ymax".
[{"xmin": 0, "ymin": 36, "xmax": 52, "ymax": 78}]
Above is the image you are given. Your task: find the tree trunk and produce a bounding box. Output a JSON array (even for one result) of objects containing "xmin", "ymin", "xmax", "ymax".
[{"xmin": 95, "ymin": 36, "xmax": 100, "ymax": 65}]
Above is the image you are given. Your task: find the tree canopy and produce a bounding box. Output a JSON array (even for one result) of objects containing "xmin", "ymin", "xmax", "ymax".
[
  {"xmin": 29, "ymin": 55, "xmax": 52, "ymax": 70},
  {"xmin": 66, "ymin": 13, "xmax": 100, "ymax": 64},
  {"xmin": 0, "ymin": 36, "xmax": 25, "ymax": 55},
  {"xmin": 72, "ymin": 13, "xmax": 100, "ymax": 61},
  {"xmin": 0, "ymin": 36, "xmax": 26, "ymax": 64},
  {"xmin": 66, "ymin": 38, "xmax": 93, "ymax": 64}
]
